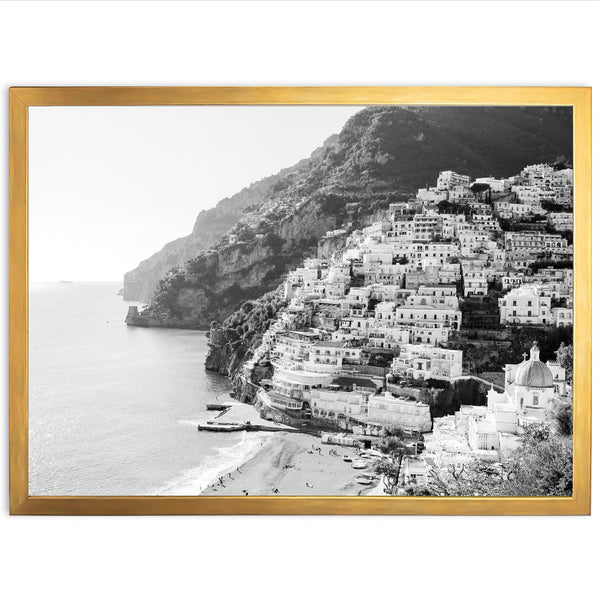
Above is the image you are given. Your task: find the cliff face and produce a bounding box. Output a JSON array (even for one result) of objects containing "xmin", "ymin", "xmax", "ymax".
[
  {"xmin": 202, "ymin": 291, "xmax": 286, "ymax": 402},
  {"xmin": 126, "ymin": 195, "xmax": 377, "ymax": 328},
  {"xmin": 126, "ymin": 105, "xmax": 573, "ymax": 326}
]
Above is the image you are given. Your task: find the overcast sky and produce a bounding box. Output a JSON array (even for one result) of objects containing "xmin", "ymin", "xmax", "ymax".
[{"xmin": 29, "ymin": 105, "xmax": 363, "ymax": 283}]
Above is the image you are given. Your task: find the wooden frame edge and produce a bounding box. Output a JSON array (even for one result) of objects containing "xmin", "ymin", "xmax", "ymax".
[
  {"xmin": 8, "ymin": 86, "xmax": 592, "ymax": 515},
  {"xmin": 571, "ymin": 86, "xmax": 592, "ymax": 516},
  {"xmin": 9, "ymin": 494, "xmax": 591, "ymax": 516},
  {"xmin": 8, "ymin": 85, "xmax": 592, "ymax": 107},
  {"xmin": 9, "ymin": 88, "xmax": 29, "ymax": 515}
]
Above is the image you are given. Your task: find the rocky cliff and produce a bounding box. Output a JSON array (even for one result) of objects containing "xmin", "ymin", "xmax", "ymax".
[{"xmin": 126, "ymin": 105, "xmax": 573, "ymax": 329}]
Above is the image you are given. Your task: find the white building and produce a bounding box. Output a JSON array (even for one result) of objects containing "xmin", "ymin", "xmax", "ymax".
[
  {"xmin": 520, "ymin": 163, "xmax": 555, "ymax": 183},
  {"xmin": 364, "ymin": 264, "xmax": 407, "ymax": 287},
  {"xmin": 306, "ymin": 341, "xmax": 362, "ymax": 372},
  {"xmin": 405, "ymin": 284, "xmax": 459, "ymax": 308},
  {"xmin": 412, "ymin": 212, "xmax": 445, "ymax": 242},
  {"xmin": 547, "ymin": 212, "xmax": 573, "ymax": 231},
  {"xmin": 367, "ymin": 391, "xmax": 432, "ymax": 434},
  {"xmin": 395, "ymin": 301, "xmax": 462, "ymax": 330},
  {"xmin": 437, "ymin": 170, "xmax": 470, "ymax": 190},
  {"xmin": 407, "ymin": 324, "xmax": 452, "ymax": 345},
  {"xmin": 502, "ymin": 274, "xmax": 525, "ymax": 290},
  {"xmin": 310, "ymin": 388, "xmax": 369, "ymax": 423},
  {"xmin": 475, "ymin": 177, "xmax": 511, "ymax": 193},
  {"xmin": 367, "ymin": 325, "xmax": 411, "ymax": 350},
  {"xmin": 458, "ymin": 230, "xmax": 491, "ymax": 254},
  {"xmin": 391, "ymin": 344, "xmax": 463, "ymax": 381},
  {"xmin": 498, "ymin": 285, "xmax": 552, "ymax": 325},
  {"xmin": 493, "ymin": 200, "xmax": 538, "ymax": 219},
  {"xmin": 551, "ymin": 307, "xmax": 573, "ymax": 328},
  {"xmin": 271, "ymin": 330, "xmax": 320, "ymax": 365},
  {"xmin": 463, "ymin": 270, "xmax": 488, "ymax": 296},
  {"xmin": 374, "ymin": 300, "xmax": 397, "ymax": 322},
  {"xmin": 417, "ymin": 188, "xmax": 448, "ymax": 204},
  {"xmin": 504, "ymin": 231, "xmax": 567, "ymax": 253},
  {"xmin": 448, "ymin": 185, "xmax": 474, "ymax": 203}
]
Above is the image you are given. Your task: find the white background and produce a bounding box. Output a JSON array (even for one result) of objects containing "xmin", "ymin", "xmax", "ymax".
[{"xmin": 1, "ymin": 2, "xmax": 597, "ymax": 600}]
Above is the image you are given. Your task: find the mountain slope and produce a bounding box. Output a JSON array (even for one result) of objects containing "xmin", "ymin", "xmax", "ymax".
[{"xmin": 125, "ymin": 105, "xmax": 572, "ymax": 328}]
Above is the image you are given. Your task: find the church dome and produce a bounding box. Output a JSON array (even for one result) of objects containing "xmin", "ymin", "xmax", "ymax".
[{"xmin": 514, "ymin": 342, "xmax": 554, "ymax": 388}]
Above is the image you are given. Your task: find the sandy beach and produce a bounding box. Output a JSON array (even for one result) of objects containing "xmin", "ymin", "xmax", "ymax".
[{"xmin": 200, "ymin": 432, "xmax": 378, "ymax": 496}]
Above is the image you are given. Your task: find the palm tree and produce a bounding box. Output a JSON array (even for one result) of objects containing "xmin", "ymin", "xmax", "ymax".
[{"xmin": 375, "ymin": 428, "xmax": 415, "ymax": 494}]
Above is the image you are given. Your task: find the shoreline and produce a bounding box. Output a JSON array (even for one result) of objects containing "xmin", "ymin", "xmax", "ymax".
[
  {"xmin": 200, "ymin": 430, "xmax": 381, "ymax": 496},
  {"xmin": 195, "ymin": 431, "xmax": 277, "ymax": 495},
  {"xmin": 154, "ymin": 430, "xmax": 275, "ymax": 496}
]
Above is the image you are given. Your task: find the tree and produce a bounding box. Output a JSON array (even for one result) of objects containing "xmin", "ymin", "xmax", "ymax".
[
  {"xmin": 554, "ymin": 403, "xmax": 573, "ymax": 436},
  {"xmin": 262, "ymin": 232, "xmax": 285, "ymax": 253},
  {"xmin": 375, "ymin": 429, "xmax": 416, "ymax": 494},
  {"xmin": 416, "ymin": 460, "xmax": 509, "ymax": 496},
  {"xmin": 555, "ymin": 342, "xmax": 573, "ymax": 384},
  {"xmin": 409, "ymin": 423, "xmax": 572, "ymax": 497},
  {"xmin": 503, "ymin": 427, "xmax": 572, "ymax": 496},
  {"xmin": 470, "ymin": 182, "xmax": 491, "ymax": 202}
]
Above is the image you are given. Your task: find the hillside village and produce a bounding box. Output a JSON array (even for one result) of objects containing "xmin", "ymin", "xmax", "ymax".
[{"xmin": 224, "ymin": 162, "xmax": 574, "ymax": 490}]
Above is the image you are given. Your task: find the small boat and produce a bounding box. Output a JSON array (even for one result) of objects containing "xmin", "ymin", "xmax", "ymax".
[
  {"xmin": 351, "ymin": 459, "xmax": 368, "ymax": 469},
  {"xmin": 355, "ymin": 475, "xmax": 376, "ymax": 485},
  {"xmin": 197, "ymin": 422, "xmax": 245, "ymax": 432},
  {"xmin": 206, "ymin": 403, "xmax": 230, "ymax": 411},
  {"xmin": 342, "ymin": 456, "xmax": 353, "ymax": 463},
  {"xmin": 361, "ymin": 449, "xmax": 385, "ymax": 458}
]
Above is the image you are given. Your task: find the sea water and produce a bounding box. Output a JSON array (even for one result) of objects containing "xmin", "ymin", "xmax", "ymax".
[{"xmin": 28, "ymin": 282, "xmax": 263, "ymax": 496}]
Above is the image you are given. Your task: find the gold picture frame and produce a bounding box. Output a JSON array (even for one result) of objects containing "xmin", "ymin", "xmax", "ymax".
[{"xmin": 9, "ymin": 86, "xmax": 591, "ymax": 515}]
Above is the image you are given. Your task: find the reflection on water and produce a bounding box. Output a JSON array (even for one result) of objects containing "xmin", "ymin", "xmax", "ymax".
[{"xmin": 28, "ymin": 282, "xmax": 234, "ymax": 495}]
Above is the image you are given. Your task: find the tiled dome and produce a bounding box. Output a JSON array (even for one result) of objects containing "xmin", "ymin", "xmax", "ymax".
[
  {"xmin": 515, "ymin": 342, "xmax": 554, "ymax": 388},
  {"xmin": 515, "ymin": 360, "xmax": 554, "ymax": 388}
]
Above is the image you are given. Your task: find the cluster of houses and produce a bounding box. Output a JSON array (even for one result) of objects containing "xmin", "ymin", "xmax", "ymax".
[{"xmin": 242, "ymin": 163, "xmax": 573, "ymax": 488}]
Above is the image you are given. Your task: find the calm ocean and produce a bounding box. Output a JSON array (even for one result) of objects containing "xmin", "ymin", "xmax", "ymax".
[{"xmin": 28, "ymin": 282, "xmax": 263, "ymax": 496}]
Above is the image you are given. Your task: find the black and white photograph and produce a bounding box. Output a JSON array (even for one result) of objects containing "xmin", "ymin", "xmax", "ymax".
[{"xmin": 28, "ymin": 104, "xmax": 574, "ymax": 498}]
